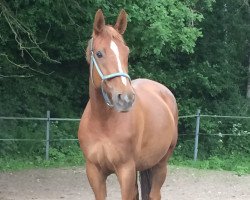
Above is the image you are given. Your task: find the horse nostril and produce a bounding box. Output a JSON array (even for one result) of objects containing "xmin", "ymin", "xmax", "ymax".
[
  {"xmin": 117, "ymin": 94, "xmax": 122, "ymax": 101},
  {"xmin": 116, "ymin": 92, "xmax": 135, "ymax": 106},
  {"xmin": 131, "ymin": 93, "xmax": 135, "ymax": 102},
  {"xmin": 125, "ymin": 93, "xmax": 135, "ymax": 103},
  {"xmin": 117, "ymin": 93, "xmax": 124, "ymax": 104}
]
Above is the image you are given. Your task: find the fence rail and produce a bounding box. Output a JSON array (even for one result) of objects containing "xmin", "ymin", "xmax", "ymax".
[
  {"xmin": 0, "ymin": 110, "xmax": 249, "ymax": 161},
  {"xmin": 200, "ymin": 115, "xmax": 250, "ymax": 119},
  {"xmin": 0, "ymin": 117, "xmax": 81, "ymax": 121}
]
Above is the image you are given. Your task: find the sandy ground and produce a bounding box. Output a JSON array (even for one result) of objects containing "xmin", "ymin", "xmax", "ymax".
[{"xmin": 0, "ymin": 166, "xmax": 249, "ymax": 200}]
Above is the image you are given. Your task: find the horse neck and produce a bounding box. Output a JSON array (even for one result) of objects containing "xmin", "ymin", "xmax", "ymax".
[{"xmin": 89, "ymin": 79, "xmax": 114, "ymax": 119}]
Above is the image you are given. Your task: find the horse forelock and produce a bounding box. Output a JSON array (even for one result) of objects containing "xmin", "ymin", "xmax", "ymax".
[
  {"xmin": 86, "ymin": 25, "xmax": 126, "ymax": 63},
  {"xmin": 97, "ymin": 25, "xmax": 125, "ymax": 43}
]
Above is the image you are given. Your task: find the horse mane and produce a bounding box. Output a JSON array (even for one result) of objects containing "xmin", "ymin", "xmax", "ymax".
[{"xmin": 86, "ymin": 25, "xmax": 125, "ymax": 63}]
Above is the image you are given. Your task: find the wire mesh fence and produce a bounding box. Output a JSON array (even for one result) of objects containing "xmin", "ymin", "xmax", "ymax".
[{"xmin": 0, "ymin": 110, "xmax": 249, "ymax": 161}]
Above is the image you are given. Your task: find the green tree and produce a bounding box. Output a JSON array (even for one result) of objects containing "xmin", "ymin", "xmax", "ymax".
[
  {"xmin": 1, "ymin": 0, "xmax": 249, "ymax": 163},
  {"xmin": 0, "ymin": 0, "xmax": 211, "ymax": 116}
]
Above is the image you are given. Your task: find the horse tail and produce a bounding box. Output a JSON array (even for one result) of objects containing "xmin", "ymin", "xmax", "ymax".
[{"xmin": 140, "ymin": 169, "xmax": 152, "ymax": 200}]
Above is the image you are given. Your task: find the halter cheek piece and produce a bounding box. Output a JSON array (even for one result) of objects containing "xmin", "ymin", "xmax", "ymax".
[{"xmin": 90, "ymin": 38, "xmax": 131, "ymax": 107}]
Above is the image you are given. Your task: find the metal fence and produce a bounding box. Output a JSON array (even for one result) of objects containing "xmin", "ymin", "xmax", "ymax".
[{"xmin": 0, "ymin": 110, "xmax": 250, "ymax": 161}]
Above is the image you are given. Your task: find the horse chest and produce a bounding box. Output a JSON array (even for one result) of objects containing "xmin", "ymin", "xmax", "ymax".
[{"xmin": 86, "ymin": 139, "xmax": 125, "ymax": 169}]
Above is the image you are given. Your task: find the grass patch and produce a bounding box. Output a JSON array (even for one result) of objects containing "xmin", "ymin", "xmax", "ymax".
[
  {"xmin": 1, "ymin": 150, "xmax": 250, "ymax": 176},
  {"xmin": 0, "ymin": 149, "xmax": 85, "ymax": 172},
  {"xmin": 169, "ymin": 154, "xmax": 250, "ymax": 175}
]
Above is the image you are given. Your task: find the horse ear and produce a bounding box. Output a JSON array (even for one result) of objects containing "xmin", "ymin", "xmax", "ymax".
[
  {"xmin": 93, "ymin": 9, "xmax": 105, "ymax": 34},
  {"xmin": 114, "ymin": 9, "xmax": 127, "ymax": 35}
]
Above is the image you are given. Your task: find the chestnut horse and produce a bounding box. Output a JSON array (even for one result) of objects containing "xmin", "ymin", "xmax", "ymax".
[{"xmin": 78, "ymin": 9, "xmax": 178, "ymax": 200}]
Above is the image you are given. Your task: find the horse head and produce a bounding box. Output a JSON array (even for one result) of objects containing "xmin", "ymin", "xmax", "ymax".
[{"xmin": 86, "ymin": 9, "xmax": 135, "ymax": 112}]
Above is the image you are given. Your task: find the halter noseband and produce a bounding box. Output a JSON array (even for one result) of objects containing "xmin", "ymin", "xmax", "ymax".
[{"xmin": 90, "ymin": 38, "xmax": 131, "ymax": 107}]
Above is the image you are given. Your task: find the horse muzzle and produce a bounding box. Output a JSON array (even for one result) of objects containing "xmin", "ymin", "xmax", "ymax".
[{"xmin": 112, "ymin": 91, "xmax": 135, "ymax": 112}]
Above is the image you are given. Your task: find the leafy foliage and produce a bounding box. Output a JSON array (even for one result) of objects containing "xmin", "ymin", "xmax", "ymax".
[{"xmin": 0, "ymin": 0, "xmax": 250, "ymax": 171}]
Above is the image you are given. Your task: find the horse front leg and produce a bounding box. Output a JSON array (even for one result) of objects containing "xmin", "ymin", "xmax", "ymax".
[
  {"xmin": 86, "ymin": 161, "xmax": 107, "ymax": 200},
  {"xmin": 116, "ymin": 161, "xmax": 138, "ymax": 200}
]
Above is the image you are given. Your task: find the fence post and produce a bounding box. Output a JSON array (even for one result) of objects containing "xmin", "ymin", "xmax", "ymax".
[
  {"xmin": 45, "ymin": 110, "xmax": 50, "ymax": 160},
  {"xmin": 194, "ymin": 109, "xmax": 201, "ymax": 161}
]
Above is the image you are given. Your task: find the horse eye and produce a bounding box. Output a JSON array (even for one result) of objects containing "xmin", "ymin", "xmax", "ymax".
[{"xmin": 96, "ymin": 51, "xmax": 103, "ymax": 58}]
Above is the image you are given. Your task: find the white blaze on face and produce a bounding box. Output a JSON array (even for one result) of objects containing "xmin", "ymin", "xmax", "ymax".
[{"xmin": 110, "ymin": 40, "xmax": 127, "ymax": 85}]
